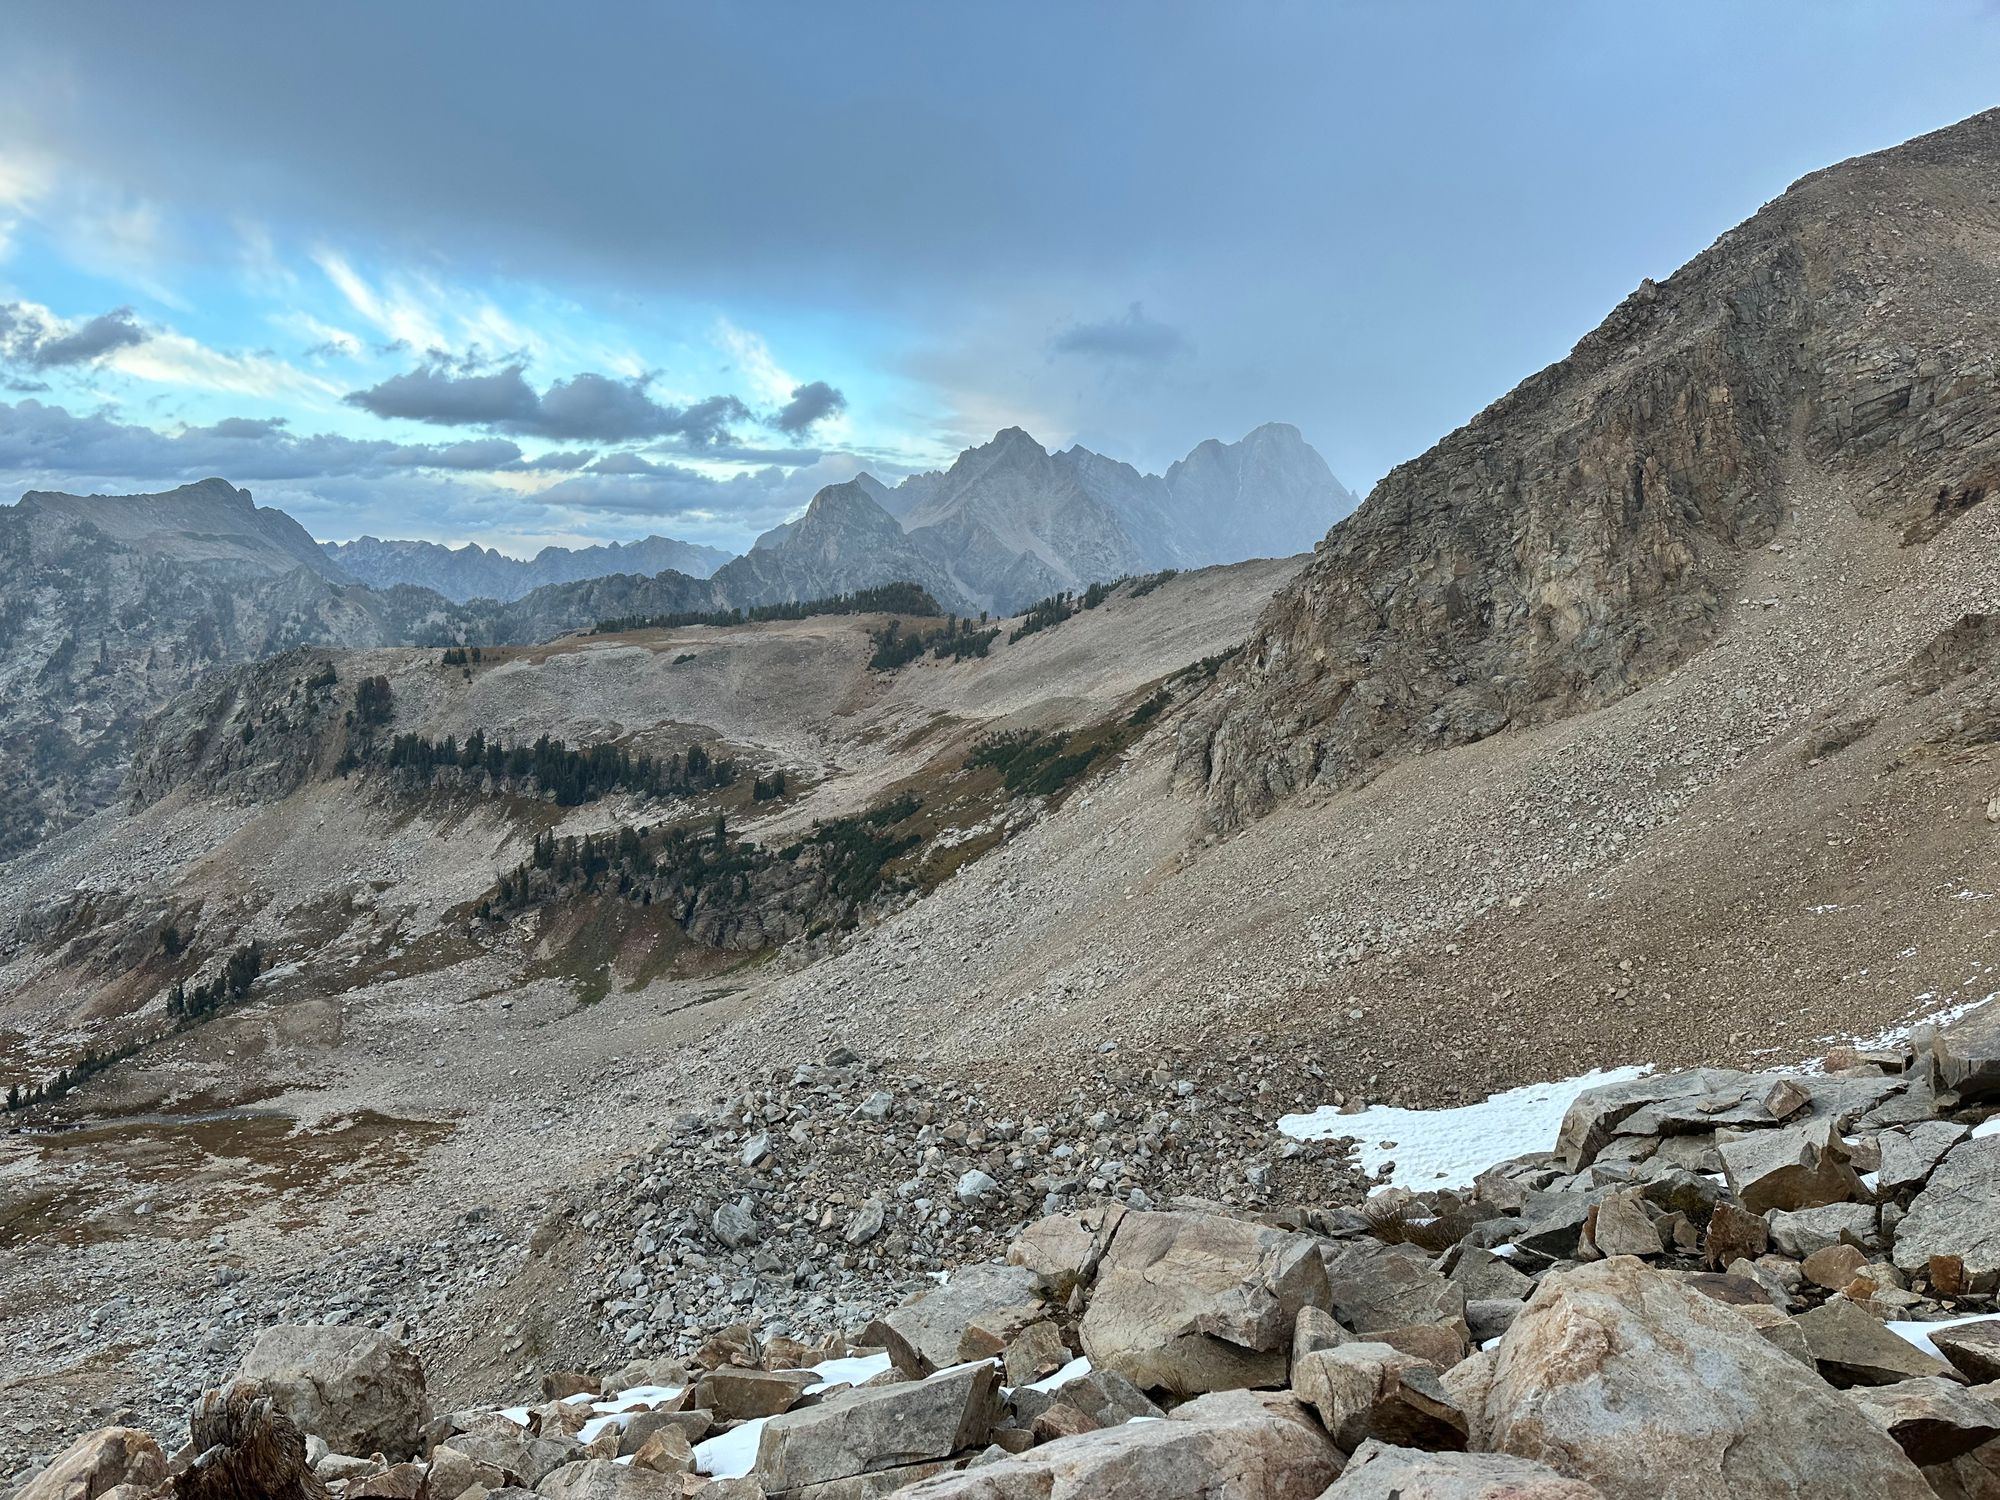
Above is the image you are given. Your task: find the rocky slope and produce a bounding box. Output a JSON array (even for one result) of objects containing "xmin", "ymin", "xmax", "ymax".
[
  {"xmin": 322, "ymin": 534, "xmax": 734, "ymax": 603},
  {"xmin": 1181, "ymin": 107, "xmax": 2000, "ymax": 830}
]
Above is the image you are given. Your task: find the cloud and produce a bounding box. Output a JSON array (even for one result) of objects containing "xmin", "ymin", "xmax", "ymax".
[
  {"xmin": 345, "ymin": 360, "xmax": 753, "ymax": 445},
  {"xmin": 1050, "ymin": 302, "xmax": 1190, "ymax": 364},
  {"xmin": 769, "ymin": 379, "xmax": 847, "ymax": 436},
  {"xmin": 0, "ymin": 300, "xmax": 150, "ymax": 369}
]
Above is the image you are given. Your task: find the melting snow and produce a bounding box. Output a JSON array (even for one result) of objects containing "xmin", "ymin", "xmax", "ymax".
[
  {"xmin": 1276, "ymin": 1066, "xmax": 1653, "ymax": 1189},
  {"xmin": 802, "ymin": 1352, "xmax": 891, "ymax": 1394},
  {"xmin": 1973, "ymin": 1115, "xmax": 1999, "ymax": 1141},
  {"xmin": 1026, "ymin": 1355, "xmax": 1092, "ymax": 1394},
  {"xmin": 694, "ymin": 1416, "xmax": 767, "ymax": 1478},
  {"xmin": 1887, "ymin": 1314, "xmax": 1995, "ymax": 1356},
  {"xmin": 1844, "ymin": 991, "xmax": 1996, "ymax": 1053}
]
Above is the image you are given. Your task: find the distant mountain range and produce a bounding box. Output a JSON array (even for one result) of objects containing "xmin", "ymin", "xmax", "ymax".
[
  {"xmin": 732, "ymin": 422, "xmax": 1353, "ymax": 615},
  {"xmin": 320, "ymin": 533, "xmax": 733, "ymax": 602},
  {"xmin": 0, "ymin": 424, "xmax": 1349, "ymax": 857}
]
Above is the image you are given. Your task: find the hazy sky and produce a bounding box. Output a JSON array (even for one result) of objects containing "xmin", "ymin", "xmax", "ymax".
[{"xmin": 2, "ymin": 2, "xmax": 1998, "ymax": 554}]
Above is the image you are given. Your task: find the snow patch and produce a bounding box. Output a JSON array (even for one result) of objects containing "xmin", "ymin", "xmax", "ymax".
[{"xmin": 1276, "ymin": 1066, "xmax": 1653, "ymax": 1190}]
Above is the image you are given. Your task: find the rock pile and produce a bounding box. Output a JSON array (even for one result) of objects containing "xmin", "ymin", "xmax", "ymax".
[
  {"xmin": 581, "ymin": 1050, "xmax": 1362, "ymax": 1359},
  {"xmin": 15, "ymin": 1021, "xmax": 2000, "ymax": 1500}
]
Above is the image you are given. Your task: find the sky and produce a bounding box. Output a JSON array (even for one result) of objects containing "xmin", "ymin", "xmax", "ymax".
[{"xmin": 3, "ymin": 3, "xmax": 1999, "ymax": 557}]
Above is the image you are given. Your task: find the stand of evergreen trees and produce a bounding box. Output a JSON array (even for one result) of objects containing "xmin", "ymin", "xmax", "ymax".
[
  {"xmin": 164, "ymin": 940, "xmax": 264, "ymax": 1023},
  {"xmin": 382, "ymin": 730, "xmax": 735, "ymax": 808},
  {"xmin": 596, "ymin": 582, "xmax": 942, "ymax": 636},
  {"xmin": 868, "ymin": 615, "xmax": 1000, "ymax": 671},
  {"xmin": 1010, "ymin": 571, "xmax": 1178, "ymax": 644},
  {"xmin": 5, "ymin": 939, "xmax": 266, "ymax": 1113}
]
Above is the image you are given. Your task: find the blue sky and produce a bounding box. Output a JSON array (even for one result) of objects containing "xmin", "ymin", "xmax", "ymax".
[{"xmin": 3, "ymin": 2, "xmax": 2000, "ymax": 555}]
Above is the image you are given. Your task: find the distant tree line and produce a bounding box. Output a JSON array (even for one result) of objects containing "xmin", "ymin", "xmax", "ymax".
[
  {"xmin": 595, "ymin": 582, "xmax": 943, "ymax": 636},
  {"xmin": 6, "ymin": 939, "xmax": 266, "ymax": 1113},
  {"xmin": 381, "ymin": 730, "xmax": 736, "ymax": 808},
  {"xmin": 440, "ymin": 646, "xmax": 485, "ymax": 666},
  {"xmin": 1010, "ymin": 571, "xmax": 1179, "ymax": 644}
]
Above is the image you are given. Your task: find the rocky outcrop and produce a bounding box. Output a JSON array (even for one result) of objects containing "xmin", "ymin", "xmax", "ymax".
[
  {"xmin": 11, "ymin": 1426, "xmax": 166, "ymax": 1500},
  {"xmin": 1179, "ymin": 107, "xmax": 2000, "ymax": 830}
]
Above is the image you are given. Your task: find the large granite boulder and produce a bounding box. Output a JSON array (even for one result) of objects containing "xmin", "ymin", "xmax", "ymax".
[
  {"xmin": 872, "ymin": 1264, "xmax": 1047, "ymax": 1374},
  {"xmin": 1893, "ymin": 1138, "xmax": 2000, "ymax": 1292},
  {"xmin": 1323, "ymin": 1440, "xmax": 1609, "ymax": 1498},
  {"xmin": 13, "ymin": 1427, "xmax": 166, "ymax": 1500},
  {"xmin": 1475, "ymin": 1257, "xmax": 1934, "ymax": 1499},
  {"xmin": 536, "ymin": 1460, "xmax": 685, "ymax": 1497},
  {"xmin": 1716, "ymin": 1118, "xmax": 1862, "ymax": 1215},
  {"xmin": 894, "ymin": 1387, "xmax": 1341, "ymax": 1499},
  {"xmin": 234, "ymin": 1325, "xmax": 432, "ymax": 1462},
  {"xmin": 751, "ymin": 1360, "xmax": 1001, "ymax": 1493},
  {"xmin": 1849, "ymin": 1377, "xmax": 2000, "ymax": 1465},
  {"xmin": 1079, "ymin": 1210, "xmax": 1329, "ymax": 1395},
  {"xmin": 1931, "ymin": 1005, "xmax": 2000, "ymax": 1106}
]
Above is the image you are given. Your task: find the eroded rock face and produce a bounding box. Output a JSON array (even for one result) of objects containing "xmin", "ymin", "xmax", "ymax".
[
  {"xmin": 233, "ymin": 1326, "xmax": 432, "ymax": 1463},
  {"xmin": 1476, "ymin": 1258, "xmax": 1934, "ymax": 1500},
  {"xmin": 1177, "ymin": 109, "xmax": 2000, "ymax": 832},
  {"xmin": 1079, "ymin": 1210, "xmax": 1329, "ymax": 1395}
]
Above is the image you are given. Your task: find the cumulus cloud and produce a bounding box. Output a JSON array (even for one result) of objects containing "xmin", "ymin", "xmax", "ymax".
[
  {"xmin": 0, "ymin": 301, "xmax": 150, "ymax": 369},
  {"xmin": 344, "ymin": 360, "xmax": 754, "ymax": 445},
  {"xmin": 769, "ymin": 379, "xmax": 847, "ymax": 436},
  {"xmin": 1050, "ymin": 302, "xmax": 1189, "ymax": 364}
]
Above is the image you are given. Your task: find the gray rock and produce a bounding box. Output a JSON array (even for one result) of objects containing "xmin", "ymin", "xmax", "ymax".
[
  {"xmin": 537, "ymin": 1458, "xmax": 684, "ymax": 1497},
  {"xmin": 752, "ymin": 1360, "xmax": 1001, "ymax": 1493},
  {"xmin": 1931, "ymin": 1004, "xmax": 2000, "ymax": 1106},
  {"xmin": 1793, "ymin": 1298, "xmax": 1960, "ymax": 1387},
  {"xmin": 1292, "ymin": 1341, "xmax": 1466, "ymax": 1454},
  {"xmin": 956, "ymin": 1170, "xmax": 999, "ymax": 1204},
  {"xmin": 1555, "ymin": 1071, "xmax": 1749, "ymax": 1172},
  {"xmin": 1080, "ymin": 1209, "xmax": 1330, "ymax": 1395},
  {"xmin": 233, "ymin": 1325, "xmax": 433, "ymax": 1462},
  {"xmin": 1323, "ymin": 1439, "xmax": 1610, "ymax": 1498},
  {"xmin": 1718, "ymin": 1118, "xmax": 1862, "ymax": 1215},
  {"xmin": 895, "ymin": 1385, "xmax": 1342, "ymax": 1499},
  {"xmin": 1477, "ymin": 1258, "xmax": 1934, "ymax": 1500},
  {"xmin": 712, "ymin": 1197, "xmax": 762, "ymax": 1249},
  {"xmin": 1932, "ymin": 1319, "xmax": 2000, "ymax": 1383},
  {"xmin": 1765, "ymin": 1203, "xmax": 1879, "ymax": 1258},
  {"xmin": 1849, "ymin": 1377, "xmax": 2000, "ymax": 1465},
  {"xmin": 875, "ymin": 1263, "xmax": 1045, "ymax": 1374},
  {"xmin": 843, "ymin": 1200, "xmax": 886, "ymax": 1247},
  {"xmin": 1893, "ymin": 1138, "xmax": 2000, "ymax": 1291},
  {"xmin": 11, "ymin": 1427, "xmax": 166, "ymax": 1500},
  {"xmin": 1876, "ymin": 1121, "xmax": 1969, "ymax": 1197},
  {"xmin": 1449, "ymin": 1247, "xmax": 1534, "ymax": 1303},
  {"xmin": 1323, "ymin": 1241, "xmax": 1466, "ymax": 1336},
  {"xmin": 453, "ymin": 1431, "xmax": 581, "ymax": 1486}
]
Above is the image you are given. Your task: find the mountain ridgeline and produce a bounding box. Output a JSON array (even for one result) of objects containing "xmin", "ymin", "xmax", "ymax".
[{"xmin": 0, "ymin": 424, "xmax": 1345, "ymax": 860}]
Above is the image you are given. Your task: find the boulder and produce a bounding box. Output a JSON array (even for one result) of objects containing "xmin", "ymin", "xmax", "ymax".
[
  {"xmin": 1849, "ymin": 1378, "xmax": 2000, "ymax": 1465},
  {"xmin": 1793, "ymin": 1298, "xmax": 1961, "ymax": 1386},
  {"xmin": 892, "ymin": 1386, "xmax": 1341, "ymax": 1499},
  {"xmin": 1765, "ymin": 1203, "xmax": 1878, "ymax": 1259},
  {"xmin": 13, "ymin": 1427, "xmax": 166, "ymax": 1500},
  {"xmin": 751, "ymin": 1360, "xmax": 1001, "ymax": 1493},
  {"xmin": 999, "ymin": 1320, "xmax": 1070, "ymax": 1386},
  {"xmin": 1322, "ymin": 1440, "xmax": 1609, "ymax": 1498},
  {"xmin": 451, "ymin": 1431, "xmax": 580, "ymax": 1487},
  {"xmin": 1700, "ymin": 1202, "xmax": 1768, "ymax": 1268},
  {"xmin": 1894, "ymin": 1139, "xmax": 2000, "ymax": 1292},
  {"xmin": 234, "ymin": 1325, "xmax": 432, "ymax": 1461},
  {"xmin": 628, "ymin": 1426, "xmax": 695, "ymax": 1475},
  {"xmin": 1448, "ymin": 1248, "xmax": 1533, "ymax": 1304},
  {"xmin": 1323, "ymin": 1241, "xmax": 1465, "ymax": 1335},
  {"xmin": 1006, "ymin": 1206, "xmax": 1125, "ymax": 1294},
  {"xmin": 1477, "ymin": 1257, "xmax": 1934, "ymax": 1499},
  {"xmin": 1932, "ymin": 1004, "xmax": 2000, "ymax": 1106},
  {"xmin": 1555, "ymin": 1071, "xmax": 1742, "ymax": 1171},
  {"xmin": 1292, "ymin": 1342, "xmax": 1466, "ymax": 1453},
  {"xmin": 1581, "ymin": 1191, "xmax": 1660, "ymax": 1259},
  {"xmin": 1717, "ymin": 1119, "xmax": 1862, "ymax": 1215},
  {"xmin": 1877, "ymin": 1121, "xmax": 1969, "ymax": 1196},
  {"xmin": 536, "ymin": 1459, "xmax": 683, "ymax": 1497},
  {"xmin": 348, "ymin": 1463, "xmax": 428, "ymax": 1498},
  {"xmin": 693, "ymin": 1368, "xmax": 818, "ymax": 1422},
  {"xmin": 1934, "ymin": 1321, "xmax": 2000, "ymax": 1383},
  {"xmin": 1079, "ymin": 1210, "xmax": 1329, "ymax": 1395},
  {"xmin": 1803, "ymin": 1243, "xmax": 1870, "ymax": 1290},
  {"xmin": 874, "ymin": 1264, "xmax": 1046, "ymax": 1374}
]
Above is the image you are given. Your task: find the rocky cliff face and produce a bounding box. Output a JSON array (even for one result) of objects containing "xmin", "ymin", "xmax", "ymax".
[
  {"xmin": 321, "ymin": 532, "xmax": 734, "ymax": 602},
  {"xmin": 1179, "ymin": 108, "xmax": 2000, "ymax": 829},
  {"xmin": 713, "ymin": 479, "xmax": 974, "ymax": 612}
]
